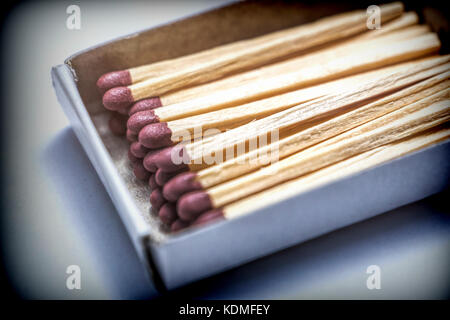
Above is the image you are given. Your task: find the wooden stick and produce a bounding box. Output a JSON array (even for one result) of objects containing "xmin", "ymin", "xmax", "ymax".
[
  {"xmin": 136, "ymin": 18, "xmax": 423, "ymax": 111},
  {"xmin": 176, "ymin": 94, "xmax": 450, "ymax": 221},
  {"xmin": 212, "ymin": 97, "xmax": 449, "ymax": 204},
  {"xmin": 148, "ymin": 32, "xmax": 435, "ymax": 144},
  {"xmin": 185, "ymin": 58, "xmax": 449, "ymax": 164},
  {"xmin": 98, "ymin": 2, "xmax": 403, "ymax": 94},
  {"xmin": 161, "ymin": 69, "xmax": 449, "ymax": 201},
  {"xmin": 127, "ymin": 24, "xmax": 430, "ymax": 127},
  {"xmin": 133, "ymin": 32, "xmax": 441, "ymax": 149},
  {"xmin": 199, "ymin": 125, "xmax": 450, "ymax": 223},
  {"xmin": 355, "ymin": 11, "xmax": 419, "ymax": 40}
]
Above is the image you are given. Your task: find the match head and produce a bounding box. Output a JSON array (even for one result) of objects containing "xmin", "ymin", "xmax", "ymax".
[
  {"xmin": 154, "ymin": 145, "xmax": 189, "ymax": 173},
  {"xmin": 150, "ymin": 188, "xmax": 166, "ymax": 211},
  {"xmin": 116, "ymin": 107, "xmax": 129, "ymax": 115},
  {"xmin": 127, "ymin": 109, "xmax": 160, "ymax": 134},
  {"xmin": 177, "ymin": 190, "xmax": 213, "ymax": 221},
  {"xmin": 139, "ymin": 122, "xmax": 173, "ymax": 149},
  {"xmin": 102, "ymin": 86, "xmax": 134, "ymax": 111},
  {"xmin": 126, "ymin": 129, "xmax": 138, "ymax": 142},
  {"xmin": 171, "ymin": 219, "xmax": 190, "ymax": 232},
  {"xmin": 130, "ymin": 141, "xmax": 149, "ymax": 159},
  {"xmin": 143, "ymin": 149, "xmax": 164, "ymax": 172},
  {"xmin": 108, "ymin": 113, "xmax": 127, "ymax": 136},
  {"xmin": 163, "ymin": 172, "xmax": 202, "ymax": 202},
  {"xmin": 148, "ymin": 174, "xmax": 158, "ymax": 189},
  {"xmin": 129, "ymin": 97, "xmax": 162, "ymax": 116},
  {"xmin": 192, "ymin": 209, "xmax": 224, "ymax": 226},
  {"xmin": 155, "ymin": 168, "xmax": 187, "ymax": 187},
  {"xmin": 133, "ymin": 161, "xmax": 150, "ymax": 181},
  {"xmin": 96, "ymin": 70, "xmax": 132, "ymax": 93},
  {"xmin": 159, "ymin": 203, "xmax": 177, "ymax": 225}
]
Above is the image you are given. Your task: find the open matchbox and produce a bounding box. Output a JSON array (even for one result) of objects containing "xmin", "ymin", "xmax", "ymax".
[{"xmin": 51, "ymin": 1, "xmax": 450, "ymax": 290}]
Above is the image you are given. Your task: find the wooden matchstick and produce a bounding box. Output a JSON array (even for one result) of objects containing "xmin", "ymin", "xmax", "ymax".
[
  {"xmin": 137, "ymin": 33, "xmax": 435, "ymax": 145},
  {"xmin": 132, "ymin": 32, "xmax": 440, "ymax": 147},
  {"xmin": 177, "ymin": 95, "xmax": 450, "ymax": 221},
  {"xmin": 108, "ymin": 112, "xmax": 128, "ymax": 136},
  {"xmin": 104, "ymin": 11, "xmax": 417, "ymax": 112},
  {"xmin": 150, "ymin": 56, "xmax": 449, "ymax": 178},
  {"xmin": 162, "ymin": 70, "xmax": 450, "ymax": 201},
  {"xmin": 185, "ymin": 58, "xmax": 449, "ymax": 161},
  {"xmin": 192, "ymin": 125, "xmax": 450, "ymax": 226},
  {"xmin": 98, "ymin": 2, "xmax": 403, "ymax": 95}
]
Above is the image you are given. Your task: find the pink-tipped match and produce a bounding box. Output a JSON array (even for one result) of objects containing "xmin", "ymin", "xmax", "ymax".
[
  {"xmin": 96, "ymin": 70, "xmax": 132, "ymax": 93},
  {"xmin": 192, "ymin": 209, "xmax": 224, "ymax": 226},
  {"xmin": 139, "ymin": 122, "xmax": 173, "ymax": 149},
  {"xmin": 130, "ymin": 141, "xmax": 150, "ymax": 159},
  {"xmin": 177, "ymin": 190, "xmax": 213, "ymax": 221},
  {"xmin": 150, "ymin": 188, "xmax": 166, "ymax": 211},
  {"xmin": 102, "ymin": 86, "xmax": 134, "ymax": 111},
  {"xmin": 129, "ymin": 97, "xmax": 162, "ymax": 116},
  {"xmin": 163, "ymin": 172, "xmax": 202, "ymax": 202},
  {"xmin": 154, "ymin": 145, "xmax": 189, "ymax": 173},
  {"xmin": 128, "ymin": 149, "xmax": 140, "ymax": 164},
  {"xmin": 127, "ymin": 109, "xmax": 159, "ymax": 134},
  {"xmin": 116, "ymin": 107, "xmax": 129, "ymax": 115},
  {"xmin": 155, "ymin": 168, "xmax": 188, "ymax": 187},
  {"xmin": 159, "ymin": 203, "xmax": 177, "ymax": 225},
  {"xmin": 143, "ymin": 149, "xmax": 164, "ymax": 172},
  {"xmin": 149, "ymin": 174, "xmax": 158, "ymax": 189},
  {"xmin": 171, "ymin": 219, "xmax": 190, "ymax": 232},
  {"xmin": 108, "ymin": 113, "xmax": 127, "ymax": 136},
  {"xmin": 133, "ymin": 162, "xmax": 150, "ymax": 181}
]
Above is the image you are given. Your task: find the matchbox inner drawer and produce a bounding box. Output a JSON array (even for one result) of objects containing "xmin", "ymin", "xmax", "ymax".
[{"xmin": 52, "ymin": 1, "xmax": 450, "ymax": 290}]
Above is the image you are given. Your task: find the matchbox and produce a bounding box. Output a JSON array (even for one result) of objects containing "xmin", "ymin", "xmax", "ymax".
[{"xmin": 51, "ymin": 1, "xmax": 450, "ymax": 290}]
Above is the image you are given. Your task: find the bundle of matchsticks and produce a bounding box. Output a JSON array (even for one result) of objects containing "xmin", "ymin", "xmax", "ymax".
[{"xmin": 99, "ymin": 2, "xmax": 450, "ymax": 232}]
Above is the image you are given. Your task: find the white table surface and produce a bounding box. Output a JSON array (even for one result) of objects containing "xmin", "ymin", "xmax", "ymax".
[{"xmin": 2, "ymin": 0, "xmax": 449, "ymax": 299}]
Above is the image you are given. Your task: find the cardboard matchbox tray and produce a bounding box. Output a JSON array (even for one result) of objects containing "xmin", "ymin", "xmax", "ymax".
[{"xmin": 51, "ymin": 1, "xmax": 450, "ymax": 290}]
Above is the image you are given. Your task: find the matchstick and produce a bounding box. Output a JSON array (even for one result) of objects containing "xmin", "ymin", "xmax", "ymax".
[
  {"xmin": 132, "ymin": 32, "xmax": 440, "ymax": 147},
  {"xmin": 149, "ymin": 56, "xmax": 449, "ymax": 177},
  {"xmin": 97, "ymin": 2, "xmax": 403, "ymax": 95},
  {"xmin": 105, "ymin": 18, "xmax": 425, "ymax": 113},
  {"xmin": 177, "ymin": 96, "xmax": 450, "ymax": 221},
  {"xmin": 162, "ymin": 70, "xmax": 450, "ymax": 201},
  {"xmin": 191, "ymin": 125, "xmax": 450, "ymax": 227},
  {"xmin": 134, "ymin": 34, "xmax": 435, "ymax": 146},
  {"xmin": 150, "ymin": 188, "xmax": 166, "ymax": 211},
  {"xmin": 108, "ymin": 112, "xmax": 127, "ymax": 136},
  {"xmin": 129, "ymin": 141, "xmax": 149, "ymax": 159},
  {"xmin": 163, "ymin": 70, "xmax": 450, "ymax": 201},
  {"xmin": 124, "ymin": 17, "xmax": 422, "ymax": 116},
  {"xmin": 149, "ymin": 173, "xmax": 158, "ymax": 189},
  {"xmin": 154, "ymin": 168, "xmax": 187, "ymax": 187},
  {"xmin": 133, "ymin": 161, "xmax": 151, "ymax": 181},
  {"xmin": 121, "ymin": 23, "xmax": 430, "ymax": 139},
  {"xmin": 354, "ymin": 11, "xmax": 419, "ymax": 40},
  {"xmin": 184, "ymin": 58, "xmax": 449, "ymax": 162},
  {"xmin": 159, "ymin": 202, "xmax": 178, "ymax": 226}
]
